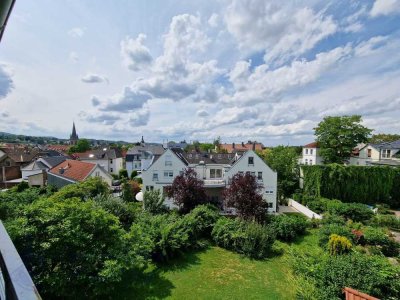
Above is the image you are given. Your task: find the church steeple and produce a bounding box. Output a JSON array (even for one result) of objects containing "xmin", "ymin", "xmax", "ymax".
[{"xmin": 70, "ymin": 122, "xmax": 79, "ymax": 145}]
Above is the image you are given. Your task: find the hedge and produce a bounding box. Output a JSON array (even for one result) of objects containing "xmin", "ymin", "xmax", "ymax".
[{"xmin": 302, "ymin": 164, "xmax": 400, "ymax": 206}]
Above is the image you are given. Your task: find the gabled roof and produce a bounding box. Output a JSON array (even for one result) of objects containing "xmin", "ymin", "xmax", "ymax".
[
  {"xmin": 371, "ymin": 139, "xmax": 400, "ymax": 150},
  {"xmin": 49, "ymin": 160, "xmax": 96, "ymax": 182},
  {"xmin": 41, "ymin": 156, "xmax": 66, "ymax": 168},
  {"xmin": 21, "ymin": 160, "xmax": 47, "ymax": 171},
  {"xmin": 73, "ymin": 148, "xmax": 123, "ymax": 160},
  {"xmin": 220, "ymin": 142, "xmax": 263, "ymax": 153},
  {"xmin": 0, "ymin": 147, "xmax": 40, "ymax": 163},
  {"xmin": 127, "ymin": 144, "xmax": 165, "ymax": 156},
  {"xmin": 183, "ymin": 151, "xmax": 237, "ymax": 165},
  {"xmin": 304, "ymin": 142, "xmax": 319, "ymax": 148}
]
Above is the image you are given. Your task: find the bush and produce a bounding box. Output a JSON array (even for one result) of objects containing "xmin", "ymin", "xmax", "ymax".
[
  {"xmin": 6, "ymin": 197, "xmax": 147, "ymax": 299},
  {"xmin": 182, "ymin": 204, "xmax": 220, "ymax": 241},
  {"xmin": 320, "ymin": 213, "xmax": 346, "ymax": 225},
  {"xmin": 143, "ymin": 189, "xmax": 168, "ymax": 214},
  {"xmin": 119, "ymin": 168, "xmax": 128, "ymax": 179},
  {"xmin": 319, "ymin": 224, "xmax": 353, "ymax": 248},
  {"xmin": 271, "ymin": 214, "xmax": 308, "ymax": 242},
  {"xmin": 212, "ymin": 218, "xmax": 275, "ymax": 259},
  {"xmin": 49, "ymin": 177, "xmax": 109, "ymax": 201},
  {"xmin": 370, "ymin": 214, "xmax": 400, "ymax": 230},
  {"xmin": 130, "ymin": 170, "xmax": 138, "ymax": 179},
  {"xmin": 93, "ymin": 194, "xmax": 136, "ymax": 228},
  {"xmin": 326, "ymin": 202, "xmax": 374, "ymax": 223},
  {"xmin": 15, "ymin": 181, "xmax": 30, "ymax": 192},
  {"xmin": 327, "ymin": 234, "xmax": 352, "ymax": 255},
  {"xmin": 360, "ymin": 227, "xmax": 400, "ymax": 257},
  {"xmin": 291, "ymin": 251, "xmax": 400, "ymax": 299}
]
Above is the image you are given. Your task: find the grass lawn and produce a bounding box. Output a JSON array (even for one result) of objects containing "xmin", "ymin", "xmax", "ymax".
[{"xmin": 119, "ymin": 230, "xmax": 320, "ymax": 300}]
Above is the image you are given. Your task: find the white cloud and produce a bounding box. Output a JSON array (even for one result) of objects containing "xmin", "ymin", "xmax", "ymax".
[
  {"xmin": 370, "ymin": 0, "xmax": 400, "ymax": 17},
  {"xmin": 80, "ymin": 111, "xmax": 121, "ymax": 125},
  {"xmin": 68, "ymin": 27, "xmax": 85, "ymax": 38},
  {"xmin": 224, "ymin": 1, "xmax": 337, "ymax": 64},
  {"xmin": 121, "ymin": 34, "xmax": 153, "ymax": 71},
  {"xmin": 0, "ymin": 64, "xmax": 14, "ymax": 99},
  {"xmin": 69, "ymin": 51, "xmax": 79, "ymax": 63},
  {"xmin": 91, "ymin": 96, "xmax": 101, "ymax": 106},
  {"xmin": 354, "ymin": 36, "xmax": 389, "ymax": 57},
  {"xmin": 100, "ymin": 87, "xmax": 150, "ymax": 112},
  {"xmin": 196, "ymin": 109, "xmax": 209, "ymax": 117},
  {"xmin": 208, "ymin": 13, "xmax": 219, "ymax": 27},
  {"xmin": 129, "ymin": 108, "xmax": 150, "ymax": 126},
  {"xmin": 81, "ymin": 73, "xmax": 109, "ymax": 84}
]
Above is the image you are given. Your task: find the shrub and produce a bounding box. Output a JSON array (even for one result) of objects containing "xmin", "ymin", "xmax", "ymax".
[
  {"xmin": 143, "ymin": 189, "xmax": 168, "ymax": 214},
  {"xmin": 326, "ymin": 202, "xmax": 374, "ymax": 223},
  {"xmin": 49, "ymin": 177, "xmax": 109, "ymax": 201},
  {"xmin": 363, "ymin": 226, "xmax": 399, "ymax": 257},
  {"xmin": 320, "ymin": 213, "xmax": 346, "ymax": 225},
  {"xmin": 271, "ymin": 214, "xmax": 308, "ymax": 242},
  {"xmin": 119, "ymin": 168, "xmax": 128, "ymax": 179},
  {"xmin": 15, "ymin": 181, "xmax": 30, "ymax": 192},
  {"xmin": 130, "ymin": 170, "xmax": 138, "ymax": 179},
  {"xmin": 182, "ymin": 204, "xmax": 220, "ymax": 241},
  {"xmin": 93, "ymin": 194, "xmax": 136, "ymax": 228},
  {"xmin": 327, "ymin": 234, "xmax": 352, "ymax": 255},
  {"xmin": 318, "ymin": 224, "xmax": 353, "ymax": 248},
  {"xmin": 370, "ymin": 214, "xmax": 400, "ymax": 230},
  {"xmin": 212, "ymin": 218, "xmax": 275, "ymax": 259}
]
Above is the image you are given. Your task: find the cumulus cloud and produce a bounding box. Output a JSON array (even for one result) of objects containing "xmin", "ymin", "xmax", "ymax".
[
  {"xmin": 81, "ymin": 73, "xmax": 109, "ymax": 84},
  {"xmin": 224, "ymin": 45, "xmax": 352, "ymax": 106},
  {"xmin": 91, "ymin": 96, "xmax": 101, "ymax": 106},
  {"xmin": 68, "ymin": 27, "xmax": 85, "ymax": 38},
  {"xmin": 129, "ymin": 108, "xmax": 150, "ymax": 126},
  {"xmin": 196, "ymin": 109, "xmax": 209, "ymax": 117},
  {"xmin": 81, "ymin": 112, "xmax": 121, "ymax": 125},
  {"xmin": 100, "ymin": 87, "xmax": 150, "ymax": 112},
  {"xmin": 212, "ymin": 107, "xmax": 258, "ymax": 126},
  {"xmin": 1, "ymin": 110, "xmax": 9, "ymax": 118},
  {"xmin": 69, "ymin": 51, "xmax": 79, "ymax": 63},
  {"xmin": 208, "ymin": 13, "xmax": 219, "ymax": 27},
  {"xmin": 0, "ymin": 64, "xmax": 14, "ymax": 99},
  {"xmin": 121, "ymin": 34, "xmax": 153, "ymax": 71},
  {"xmin": 224, "ymin": 0, "xmax": 337, "ymax": 64},
  {"xmin": 370, "ymin": 0, "xmax": 400, "ymax": 17}
]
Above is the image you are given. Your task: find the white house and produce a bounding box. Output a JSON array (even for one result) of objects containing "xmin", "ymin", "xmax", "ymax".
[
  {"xmin": 301, "ymin": 142, "xmax": 323, "ymax": 165},
  {"xmin": 142, "ymin": 149, "xmax": 278, "ymax": 212},
  {"xmin": 73, "ymin": 147, "xmax": 124, "ymax": 175},
  {"xmin": 126, "ymin": 143, "xmax": 165, "ymax": 175},
  {"xmin": 350, "ymin": 140, "xmax": 400, "ymax": 167}
]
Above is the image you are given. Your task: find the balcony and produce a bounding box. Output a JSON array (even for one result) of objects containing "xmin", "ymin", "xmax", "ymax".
[
  {"xmin": 203, "ymin": 179, "xmax": 226, "ymax": 187},
  {"xmin": 0, "ymin": 221, "xmax": 41, "ymax": 300}
]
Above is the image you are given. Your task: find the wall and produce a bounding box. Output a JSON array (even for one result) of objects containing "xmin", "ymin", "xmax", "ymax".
[
  {"xmin": 288, "ymin": 199, "xmax": 322, "ymax": 219},
  {"xmin": 28, "ymin": 172, "xmax": 46, "ymax": 187},
  {"xmin": 88, "ymin": 165, "xmax": 113, "ymax": 186},
  {"xmin": 47, "ymin": 173, "xmax": 75, "ymax": 189}
]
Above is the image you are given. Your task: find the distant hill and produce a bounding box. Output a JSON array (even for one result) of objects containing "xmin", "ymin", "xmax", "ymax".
[{"xmin": 0, "ymin": 131, "xmax": 130, "ymax": 146}]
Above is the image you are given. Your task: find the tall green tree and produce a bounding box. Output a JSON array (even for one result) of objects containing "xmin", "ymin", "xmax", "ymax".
[
  {"xmin": 68, "ymin": 138, "xmax": 91, "ymax": 154},
  {"xmin": 315, "ymin": 115, "xmax": 372, "ymax": 164},
  {"xmin": 264, "ymin": 146, "xmax": 299, "ymax": 200}
]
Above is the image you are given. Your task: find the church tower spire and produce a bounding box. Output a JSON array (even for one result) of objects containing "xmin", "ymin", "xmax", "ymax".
[{"xmin": 70, "ymin": 122, "xmax": 79, "ymax": 145}]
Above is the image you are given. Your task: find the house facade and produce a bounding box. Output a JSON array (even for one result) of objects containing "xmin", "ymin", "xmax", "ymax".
[
  {"xmin": 142, "ymin": 149, "xmax": 278, "ymax": 212},
  {"xmin": 301, "ymin": 142, "xmax": 323, "ymax": 165},
  {"xmin": 73, "ymin": 147, "xmax": 124, "ymax": 175},
  {"xmin": 48, "ymin": 160, "xmax": 113, "ymax": 188},
  {"xmin": 21, "ymin": 156, "xmax": 66, "ymax": 187},
  {"xmin": 350, "ymin": 140, "xmax": 400, "ymax": 167},
  {"xmin": 126, "ymin": 143, "xmax": 165, "ymax": 175}
]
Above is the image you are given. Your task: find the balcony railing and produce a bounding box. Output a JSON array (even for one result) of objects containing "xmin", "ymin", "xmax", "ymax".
[
  {"xmin": 0, "ymin": 221, "xmax": 41, "ymax": 300},
  {"xmin": 203, "ymin": 179, "xmax": 226, "ymax": 187}
]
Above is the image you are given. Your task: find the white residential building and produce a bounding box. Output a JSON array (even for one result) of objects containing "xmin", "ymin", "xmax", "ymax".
[
  {"xmin": 301, "ymin": 142, "xmax": 323, "ymax": 165},
  {"xmin": 350, "ymin": 140, "xmax": 400, "ymax": 167},
  {"xmin": 126, "ymin": 143, "xmax": 165, "ymax": 175},
  {"xmin": 142, "ymin": 149, "xmax": 278, "ymax": 212},
  {"xmin": 73, "ymin": 147, "xmax": 124, "ymax": 175}
]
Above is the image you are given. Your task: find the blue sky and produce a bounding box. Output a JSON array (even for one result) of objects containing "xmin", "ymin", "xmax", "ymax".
[{"xmin": 1, "ymin": 0, "xmax": 400, "ymax": 145}]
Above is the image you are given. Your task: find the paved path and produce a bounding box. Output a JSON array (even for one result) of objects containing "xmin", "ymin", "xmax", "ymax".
[{"xmin": 278, "ymin": 205, "xmax": 300, "ymax": 214}]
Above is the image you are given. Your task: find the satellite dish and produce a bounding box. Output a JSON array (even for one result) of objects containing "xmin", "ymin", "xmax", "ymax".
[{"xmin": 135, "ymin": 191, "xmax": 143, "ymax": 202}]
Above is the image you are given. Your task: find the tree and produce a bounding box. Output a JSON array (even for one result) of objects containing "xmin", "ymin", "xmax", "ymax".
[
  {"xmin": 121, "ymin": 179, "xmax": 140, "ymax": 202},
  {"xmin": 315, "ymin": 115, "xmax": 372, "ymax": 163},
  {"xmin": 369, "ymin": 133, "xmax": 400, "ymax": 144},
  {"xmin": 119, "ymin": 168, "xmax": 128, "ymax": 179},
  {"xmin": 223, "ymin": 173, "xmax": 267, "ymax": 221},
  {"xmin": 6, "ymin": 197, "xmax": 148, "ymax": 298},
  {"xmin": 264, "ymin": 146, "xmax": 299, "ymax": 200},
  {"xmin": 68, "ymin": 139, "xmax": 91, "ymax": 154},
  {"xmin": 130, "ymin": 170, "xmax": 138, "ymax": 179},
  {"xmin": 143, "ymin": 189, "xmax": 168, "ymax": 214},
  {"xmin": 165, "ymin": 169, "xmax": 207, "ymax": 213}
]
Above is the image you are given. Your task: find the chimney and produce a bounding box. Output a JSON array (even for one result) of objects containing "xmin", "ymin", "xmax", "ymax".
[
  {"xmin": 242, "ymin": 142, "xmax": 245, "ymax": 147},
  {"xmin": 232, "ymin": 143, "xmax": 235, "ymax": 149},
  {"xmin": 252, "ymin": 142, "xmax": 256, "ymax": 151}
]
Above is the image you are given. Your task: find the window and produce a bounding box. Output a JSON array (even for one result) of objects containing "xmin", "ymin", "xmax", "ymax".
[
  {"xmin": 210, "ymin": 169, "xmax": 222, "ymax": 178},
  {"xmin": 250, "ymin": 171, "xmax": 256, "ymax": 177},
  {"xmin": 152, "ymin": 172, "xmax": 158, "ymax": 181},
  {"xmin": 382, "ymin": 149, "xmax": 391, "ymax": 158},
  {"xmin": 248, "ymin": 156, "xmax": 254, "ymax": 165},
  {"xmin": 309, "ymin": 160, "xmax": 312, "ymax": 165},
  {"xmin": 238, "ymin": 171, "xmax": 244, "ymax": 175},
  {"xmin": 164, "ymin": 171, "xmax": 173, "ymax": 177},
  {"xmin": 267, "ymin": 202, "xmax": 273, "ymax": 208},
  {"xmin": 110, "ymin": 159, "xmax": 113, "ymax": 164},
  {"xmin": 305, "ymin": 159, "xmax": 308, "ymax": 165},
  {"xmin": 146, "ymin": 186, "xmax": 154, "ymax": 191},
  {"xmin": 257, "ymin": 172, "xmax": 262, "ymax": 180},
  {"xmin": 95, "ymin": 171, "xmax": 100, "ymax": 177},
  {"xmin": 305, "ymin": 149, "xmax": 309, "ymax": 155},
  {"xmin": 367, "ymin": 149, "xmax": 372, "ymax": 158},
  {"xmin": 165, "ymin": 160, "xmax": 172, "ymax": 166},
  {"xmin": 310, "ymin": 149, "xmax": 313, "ymax": 155},
  {"xmin": 110, "ymin": 168, "xmax": 113, "ymax": 173},
  {"xmin": 265, "ymin": 190, "xmax": 274, "ymax": 194}
]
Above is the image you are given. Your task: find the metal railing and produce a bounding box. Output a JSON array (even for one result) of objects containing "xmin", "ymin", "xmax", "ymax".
[{"xmin": 0, "ymin": 221, "xmax": 41, "ymax": 300}]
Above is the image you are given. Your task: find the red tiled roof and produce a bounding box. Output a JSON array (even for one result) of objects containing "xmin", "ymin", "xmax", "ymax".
[
  {"xmin": 304, "ymin": 142, "xmax": 319, "ymax": 148},
  {"xmin": 343, "ymin": 287, "xmax": 379, "ymax": 300},
  {"xmin": 49, "ymin": 159, "xmax": 96, "ymax": 182},
  {"xmin": 220, "ymin": 142, "xmax": 264, "ymax": 153},
  {"xmin": 46, "ymin": 145, "xmax": 70, "ymax": 152}
]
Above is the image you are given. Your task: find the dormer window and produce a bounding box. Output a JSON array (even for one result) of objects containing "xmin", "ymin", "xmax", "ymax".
[
  {"xmin": 382, "ymin": 149, "xmax": 391, "ymax": 158},
  {"xmin": 248, "ymin": 157, "xmax": 254, "ymax": 165}
]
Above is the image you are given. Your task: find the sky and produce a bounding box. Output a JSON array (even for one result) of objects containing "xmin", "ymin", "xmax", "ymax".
[{"xmin": 0, "ymin": 0, "xmax": 400, "ymax": 145}]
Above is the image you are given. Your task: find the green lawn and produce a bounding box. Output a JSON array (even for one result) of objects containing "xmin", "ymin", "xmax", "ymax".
[{"xmin": 119, "ymin": 230, "xmax": 320, "ymax": 300}]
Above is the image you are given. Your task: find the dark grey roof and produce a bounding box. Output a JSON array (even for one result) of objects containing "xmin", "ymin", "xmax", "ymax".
[
  {"xmin": 170, "ymin": 148, "xmax": 188, "ymax": 165},
  {"xmin": 182, "ymin": 151, "xmax": 238, "ymax": 165},
  {"xmin": 41, "ymin": 156, "xmax": 67, "ymax": 168},
  {"xmin": 126, "ymin": 144, "xmax": 165, "ymax": 161},
  {"xmin": 371, "ymin": 139, "xmax": 400, "ymax": 150}
]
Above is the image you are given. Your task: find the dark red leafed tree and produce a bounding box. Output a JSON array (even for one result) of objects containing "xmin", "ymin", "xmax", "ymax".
[
  {"xmin": 165, "ymin": 168, "xmax": 207, "ymax": 213},
  {"xmin": 223, "ymin": 173, "xmax": 267, "ymax": 221}
]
